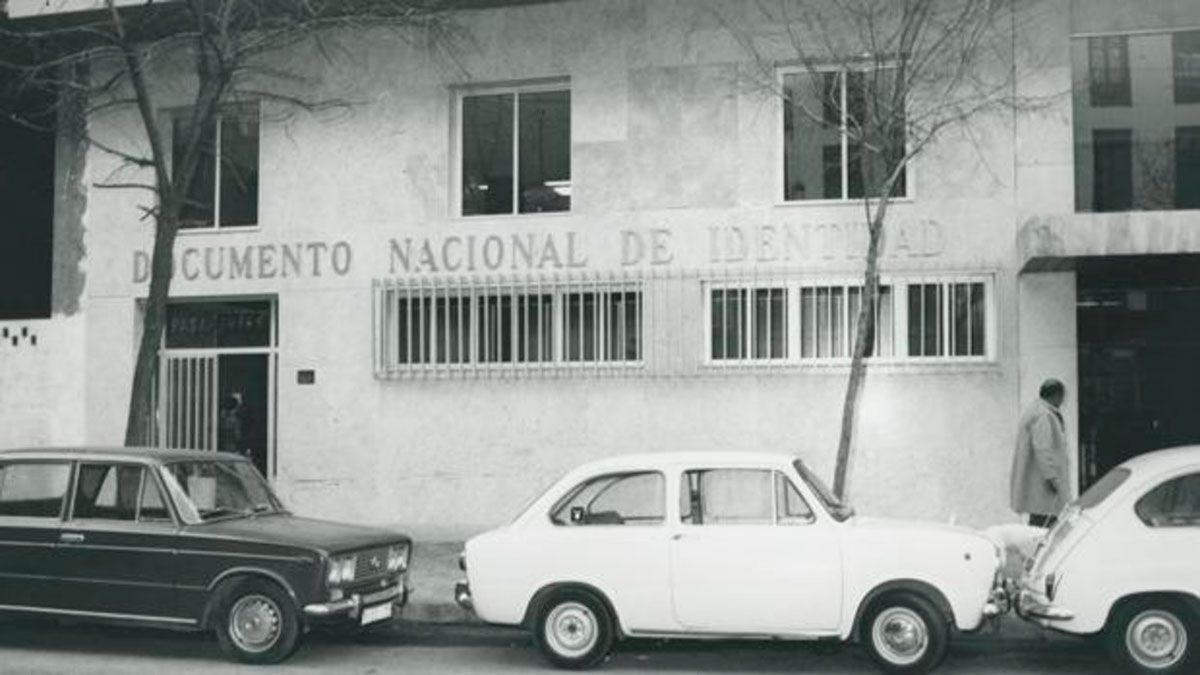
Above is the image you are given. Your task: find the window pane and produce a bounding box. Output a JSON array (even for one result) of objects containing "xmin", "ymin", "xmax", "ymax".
[
  {"xmin": 0, "ymin": 462, "xmax": 70, "ymax": 517},
  {"xmin": 139, "ymin": 474, "xmax": 172, "ymax": 522},
  {"xmin": 218, "ymin": 110, "xmax": 259, "ymax": 227},
  {"xmin": 858, "ymin": 68, "xmax": 906, "ymax": 197},
  {"xmin": 908, "ymin": 283, "xmax": 945, "ymax": 357},
  {"xmin": 166, "ymin": 300, "xmax": 272, "ymax": 349},
  {"xmin": 800, "ymin": 287, "xmax": 815, "ymax": 358},
  {"xmin": 1177, "ymin": 127, "xmax": 1200, "ymax": 209},
  {"xmin": 692, "ymin": 469, "xmax": 773, "ymax": 525},
  {"xmin": 1174, "ymin": 31, "xmax": 1200, "ymax": 104},
  {"xmin": 1136, "ymin": 473, "xmax": 1200, "ymax": 527},
  {"xmin": 1092, "ymin": 129, "xmax": 1133, "ymax": 212},
  {"xmin": 74, "ymin": 464, "xmax": 141, "ymax": 521},
  {"xmin": 775, "ymin": 472, "xmax": 813, "ymax": 523},
  {"xmin": 552, "ymin": 472, "xmax": 664, "ymax": 526},
  {"xmin": 397, "ymin": 296, "xmax": 432, "ymax": 364},
  {"xmin": 462, "ymin": 93, "xmax": 514, "ymax": 215},
  {"xmin": 952, "ymin": 283, "xmax": 970, "ymax": 356},
  {"xmin": 605, "ymin": 291, "xmax": 641, "ymax": 361},
  {"xmin": 517, "ymin": 90, "xmax": 571, "ymax": 213},
  {"xmin": 751, "ymin": 288, "xmax": 786, "ymax": 359},
  {"xmin": 1089, "ymin": 36, "xmax": 1131, "ymax": 106},
  {"xmin": 517, "ymin": 294, "xmax": 553, "ymax": 362},
  {"xmin": 173, "ymin": 116, "xmax": 216, "ymax": 228},
  {"xmin": 784, "ymin": 72, "xmax": 843, "ymax": 201},
  {"xmin": 969, "ymin": 282, "xmax": 985, "ymax": 356},
  {"xmin": 710, "ymin": 288, "xmax": 747, "ymax": 360},
  {"xmin": 477, "ymin": 295, "xmax": 513, "ymax": 362},
  {"xmin": 435, "ymin": 296, "xmax": 472, "ymax": 364}
]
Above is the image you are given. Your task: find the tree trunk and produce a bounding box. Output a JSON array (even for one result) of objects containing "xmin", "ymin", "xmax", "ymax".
[
  {"xmin": 832, "ymin": 197, "xmax": 893, "ymax": 499},
  {"xmin": 123, "ymin": 213, "xmax": 180, "ymax": 446}
]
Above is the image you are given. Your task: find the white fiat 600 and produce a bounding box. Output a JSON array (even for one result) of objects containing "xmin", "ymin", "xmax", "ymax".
[
  {"xmin": 1018, "ymin": 446, "xmax": 1200, "ymax": 674},
  {"xmin": 456, "ymin": 452, "xmax": 1006, "ymax": 673}
]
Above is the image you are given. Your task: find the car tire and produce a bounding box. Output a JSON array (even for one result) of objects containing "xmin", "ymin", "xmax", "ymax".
[
  {"xmin": 533, "ymin": 588, "xmax": 615, "ymax": 669},
  {"xmin": 860, "ymin": 591, "xmax": 949, "ymax": 673},
  {"xmin": 214, "ymin": 577, "xmax": 302, "ymax": 664},
  {"xmin": 1107, "ymin": 599, "xmax": 1194, "ymax": 674}
]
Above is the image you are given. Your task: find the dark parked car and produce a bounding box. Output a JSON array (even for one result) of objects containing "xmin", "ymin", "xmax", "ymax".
[{"xmin": 0, "ymin": 447, "xmax": 411, "ymax": 664}]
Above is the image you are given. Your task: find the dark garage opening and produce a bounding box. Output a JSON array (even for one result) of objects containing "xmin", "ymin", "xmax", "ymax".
[{"xmin": 1078, "ymin": 254, "xmax": 1200, "ymax": 489}]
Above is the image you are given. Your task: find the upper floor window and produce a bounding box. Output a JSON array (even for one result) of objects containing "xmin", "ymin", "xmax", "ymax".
[
  {"xmin": 172, "ymin": 106, "xmax": 260, "ymax": 229},
  {"xmin": 782, "ymin": 68, "xmax": 907, "ymax": 202},
  {"xmin": 1174, "ymin": 30, "xmax": 1200, "ymax": 104},
  {"xmin": 1088, "ymin": 35, "xmax": 1131, "ymax": 107},
  {"xmin": 459, "ymin": 85, "xmax": 570, "ymax": 216}
]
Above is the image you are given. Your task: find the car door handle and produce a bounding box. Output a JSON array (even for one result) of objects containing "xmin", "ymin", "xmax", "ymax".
[{"xmin": 59, "ymin": 532, "xmax": 85, "ymax": 543}]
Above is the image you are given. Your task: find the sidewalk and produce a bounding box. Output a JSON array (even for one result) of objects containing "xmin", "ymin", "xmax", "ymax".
[{"xmin": 401, "ymin": 542, "xmax": 1066, "ymax": 645}]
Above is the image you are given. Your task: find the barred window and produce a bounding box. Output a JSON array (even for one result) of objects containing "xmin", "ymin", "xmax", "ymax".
[
  {"xmin": 382, "ymin": 282, "xmax": 643, "ymax": 373},
  {"xmin": 800, "ymin": 285, "xmax": 893, "ymax": 359},
  {"xmin": 710, "ymin": 287, "xmax": 787, "ymax": 361},
  {"xmin": 907, "ymin": 282, "xmax": 986, "ymax": 358},
  {"xmin": 564, "ymin": 291, "xmax": 642, "ymax": 362}
]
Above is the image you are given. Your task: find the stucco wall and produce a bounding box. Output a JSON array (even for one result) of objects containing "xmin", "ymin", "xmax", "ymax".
[{"xmin": 57, "ymin": 0, "xmax": 1102, "ymax": 539}]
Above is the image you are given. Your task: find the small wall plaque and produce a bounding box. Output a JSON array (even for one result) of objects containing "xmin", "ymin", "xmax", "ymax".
[{"xmin": 297, "ymin": 369, "xmax": 316, "ymax": 385}]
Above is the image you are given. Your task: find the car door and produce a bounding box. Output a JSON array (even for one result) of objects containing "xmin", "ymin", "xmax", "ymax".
[
  {"xmin": 55, "ymin": 462, "xmax": 184, "ymax": 621},
  {"xmin": 0, "ymin": 460, "xmax": 73, "ymax": 610},
  {"xmin": 669, "ymin": 467, "xmax": 843, "ymax": 634}
]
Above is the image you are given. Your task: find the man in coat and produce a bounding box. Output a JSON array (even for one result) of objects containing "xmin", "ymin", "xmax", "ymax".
[{"xmin": 1011, "ymin": 379, "xmax": 1072, "ymax": 527}]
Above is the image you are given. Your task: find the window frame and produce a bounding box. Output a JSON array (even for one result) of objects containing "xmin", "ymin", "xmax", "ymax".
[
  {"xmin": 167, "ymin": 102, "xmax": 262, "ymax": 234},
  {"xmin": 453, "ymin": 79, "xmax": 572, "ymax": 218},
  {"xmin": 776, "ymin": 65, "xmax": 914, "ymax": 206},
  {"xmin": 0, "ymin": 459, "xmax": 73, "ymax": 521}
]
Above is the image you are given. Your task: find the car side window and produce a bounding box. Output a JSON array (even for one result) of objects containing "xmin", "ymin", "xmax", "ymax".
[
  {"xmin": 0, "ymin": 462, "xmax": 71, "ymax": 518},
  {"xmin": 680, "ymin": 469, "xmax": 774, "ymax": 525},
  {"xmin": 73, "ymin": 464, "xmax": 143, "ymax": 522},
  {"xmin": 776, "ymin": 472, "xmax": 814, "ymax": 524},
  {"xmin": 138, "ymin": 472, "xmax": 173, "ymax": 523},
  {"xmin": 1135, "ymin": 472, "xmax": 1200, "ymax": 527},
  {"xmin": 550, "ymin": 472, "xmax": 665, "ymax": 526}
]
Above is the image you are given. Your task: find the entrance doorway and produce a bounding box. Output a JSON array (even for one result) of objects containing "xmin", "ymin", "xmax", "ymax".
[
  {"xmin": 155, "ymin": 298, "xmax": 276, "ymax": 478},
  {"xmin": 1077, "ymin": 255, "xmax": 1200, "ymax": 490}
]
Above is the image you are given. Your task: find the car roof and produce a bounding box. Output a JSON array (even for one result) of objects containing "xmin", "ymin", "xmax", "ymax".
[
  {"xmin": 1119, "ymin": 445, "xmax": 1200, "ymax": 475},
  {"xmin": 0, "ymin": 446, "xmax": 248, "ymax": 464},
  {"xmin": 567, "ymin": 451, "xmax": 800, "ymax": 475}
]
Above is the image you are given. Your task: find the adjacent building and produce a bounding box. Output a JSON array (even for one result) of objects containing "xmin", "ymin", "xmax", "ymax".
[{"xmin": 1, "ymin": 0, "xmax": 1198, "ymax": 540}]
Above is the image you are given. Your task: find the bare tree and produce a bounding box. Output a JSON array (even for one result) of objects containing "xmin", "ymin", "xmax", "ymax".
[
  {"xmin": 715, "ymin": 0, "xmax": 1047, "ymax": 497},
  {"xmin": 1, "ymin": 0, "xmax": 455, "ymax": 446}
]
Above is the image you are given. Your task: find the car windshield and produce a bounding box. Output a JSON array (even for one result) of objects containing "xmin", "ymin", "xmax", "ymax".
[
  {"xmin": 163, "ymin": 460, "xmax": 282, "ymax": 523},
  {"xmin": 793, "ymin": 460, "xmax": 854, "ymax": 522}
]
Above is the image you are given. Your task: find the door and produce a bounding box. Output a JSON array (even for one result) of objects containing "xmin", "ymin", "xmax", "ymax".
[
  {"xmin": 54, "ymin": 463, "xmax": 182, "ymax": 620},
  {"xmin": 0, "ymin": 461, "xmax": 72, "ymax": 610},
  {"xmin": 218, "ymin": 353, "xmax": 270, "ymax": 477},
  {"xmin": 669, "ymin": 468, "xmax": 843, "ymax": 634}
]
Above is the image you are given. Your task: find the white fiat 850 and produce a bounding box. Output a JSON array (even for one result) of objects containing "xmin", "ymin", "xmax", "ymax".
[
  {"xmin": 456, "ymin": 452, "xmax": 1006, "ymax": 673},
  {"xmin": 1018, "ymin": 446, "xmax": 1200, "ymax": 674}
]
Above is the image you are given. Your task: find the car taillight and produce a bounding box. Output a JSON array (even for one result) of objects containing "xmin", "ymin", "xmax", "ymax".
[{"xmin": 1045, "ymin": 573, "xmax": 1058, "ymax": 601}]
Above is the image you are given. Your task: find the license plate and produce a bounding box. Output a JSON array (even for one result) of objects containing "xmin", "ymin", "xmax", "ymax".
[{"xmin": 360, "ymin": 602, "xmax": 393, "ymax": 626}]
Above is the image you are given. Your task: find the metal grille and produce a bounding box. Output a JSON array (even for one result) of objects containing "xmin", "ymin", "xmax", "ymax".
[
  {"xmin": 353, "ymin": 547, "xmax": 392, "ymax": 582},
  {"xmin": 156, "ymin": 353, "xmax": 218, "ymax": 450},
  {"xmin": 372, "ymin": 268, "xmax": 995, "ymax": 379}
]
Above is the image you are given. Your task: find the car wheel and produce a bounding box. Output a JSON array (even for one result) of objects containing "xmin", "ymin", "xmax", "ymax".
[
  {"xmin": 214, "ymin": 577, "xmax": 301, "ymax": 664},
  {"xmin": 861, "ymin": 592, "xmax": 949, "ymax": 673},
  {"xmin": 1108, "ymin": 600, "xmax": 1194, "ymax": 674},
  {"xmin": 534, "ymin": 589, "xmax": 615, "ymax": 669}
]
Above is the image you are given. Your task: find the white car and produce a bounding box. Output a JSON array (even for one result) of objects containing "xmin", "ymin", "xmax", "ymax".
[
  {"xmin": 1018, "ymin": 446, "xmax": 1200, "ymax": 674},
  {"xmin": 456, "ymin": 452, "xmax": 1006, "ymax": 673}
]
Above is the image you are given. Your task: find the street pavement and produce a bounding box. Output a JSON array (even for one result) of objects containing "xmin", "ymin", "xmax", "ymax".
[{"xmin": 0, "ymin": 618, "xmax": 1121, "ymax": 674}]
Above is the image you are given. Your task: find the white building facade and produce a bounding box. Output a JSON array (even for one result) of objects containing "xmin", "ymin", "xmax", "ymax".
[{"xmin": 2, "ymin": 0, "xmax": 1199, "ymax": 540}]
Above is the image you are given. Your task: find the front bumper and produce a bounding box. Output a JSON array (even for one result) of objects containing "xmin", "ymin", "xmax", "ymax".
[
  {"xmin": 454, "ymin": 580, "xmax": 473, "ymax": 610},
  {"xmin": 1016, "ymin": 589, "xmax": 1074, "ymax": 622},
  {"xmin": 304, "ymin": 582, "xmax": 408, "ymax": 620}
]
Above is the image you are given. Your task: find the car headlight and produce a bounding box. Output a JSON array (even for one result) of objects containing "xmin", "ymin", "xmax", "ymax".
[
  {"xmin": 386, "ymin": 543, "xmax": 409, "ymax": 573},
  {"xmin": 327, "ymin": 555, "xmax": 357, "ymax": 586}
]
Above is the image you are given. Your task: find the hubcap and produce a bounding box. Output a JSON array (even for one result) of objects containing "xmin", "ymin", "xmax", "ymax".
[
  {"xmin": 544, "ymin": 601, "xmax": 599, "ymax": 659},
  {"xmin": 872, "ymin": 607, "xmax": 929, "ymax": 666},
  {"xmin": 229, "ymin": 594, "xmax": 282, "ymax": 654},
  {"xmin": 1126, "ymin": 609, "xmax": 1188, "ymax": 669}
]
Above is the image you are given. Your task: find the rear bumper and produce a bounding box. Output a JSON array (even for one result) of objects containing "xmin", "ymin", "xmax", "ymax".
[
  {"xmin": 454, "ymin": 580, "xmax": 473, "ymax": 610},
  {"xmin": 303, "ymin": 583, "xmax": 407, "ymax": 621},
  {"xmin": 1016, "ymin": 589, "xmax": 1074, "ymax": 622}
]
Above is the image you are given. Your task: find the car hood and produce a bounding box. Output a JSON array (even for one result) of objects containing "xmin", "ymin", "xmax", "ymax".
[{"xmin": 190, "ymin": 513, "xmax": 409, "ymax": 554}]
